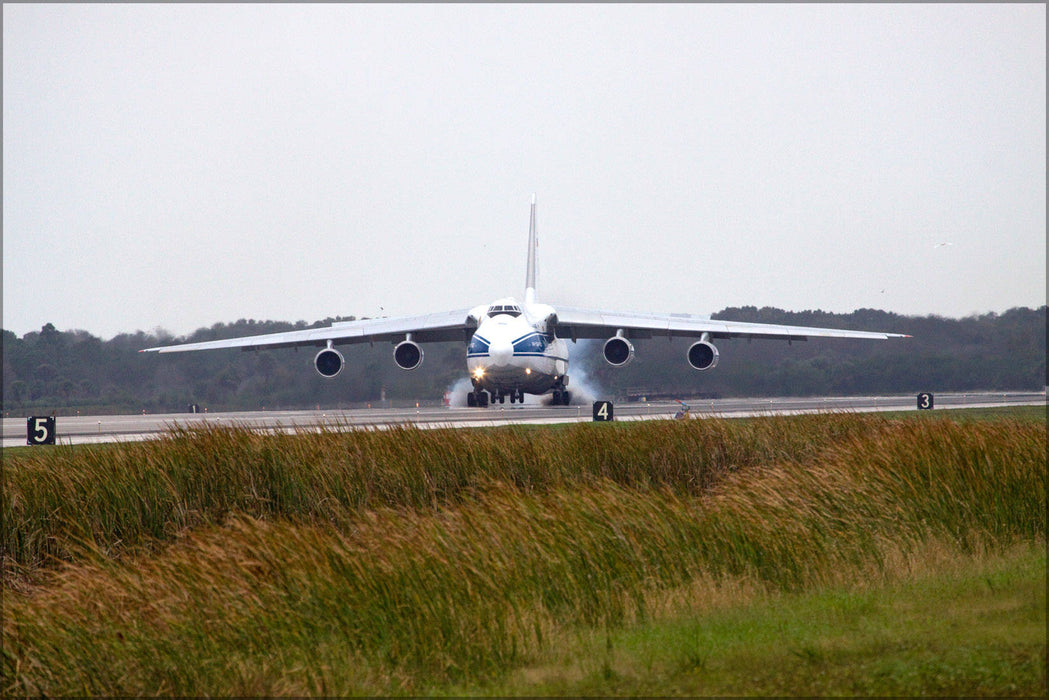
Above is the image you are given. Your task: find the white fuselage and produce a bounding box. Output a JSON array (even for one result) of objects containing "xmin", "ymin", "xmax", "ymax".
[{"xmin": 465, "ymin": 298, "xmax": 568, "ymax": 397}]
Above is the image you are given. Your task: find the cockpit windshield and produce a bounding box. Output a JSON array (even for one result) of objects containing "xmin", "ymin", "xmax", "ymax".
[{"xmin": 487, "ymin": 304, "xmax": 522, "ymax": 318}]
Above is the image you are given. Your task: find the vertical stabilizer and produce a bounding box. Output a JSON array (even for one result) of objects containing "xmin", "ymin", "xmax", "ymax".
[{"xmin": 525, "ymin": 194, "xmax": 537, "ymax": 304}]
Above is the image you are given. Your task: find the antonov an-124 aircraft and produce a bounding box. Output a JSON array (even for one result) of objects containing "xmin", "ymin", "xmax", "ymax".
[{"xmin": 141, "ymin": 197, "xmax": 909, "ymax": 407}]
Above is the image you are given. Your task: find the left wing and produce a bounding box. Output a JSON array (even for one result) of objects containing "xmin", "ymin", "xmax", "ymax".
[
  {"xmin": 139, "ymin": 309, "xmax": 477, "ymax": 354},
  {"xmin": 551, "ymin": 306, "xmax": 910, "ymax": 342}
]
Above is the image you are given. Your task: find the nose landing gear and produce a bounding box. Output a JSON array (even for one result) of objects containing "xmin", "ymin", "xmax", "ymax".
[
  {"xmin": 550, "ymin": 377, "xmax": 572, "ymax": 406},
  {"xmin": 551, "ymin": 389, "xmax": 572, "ymax": 406},
  {"xmin": 489, "ymin": 388, "xmax": 525, "ymax": 405}
]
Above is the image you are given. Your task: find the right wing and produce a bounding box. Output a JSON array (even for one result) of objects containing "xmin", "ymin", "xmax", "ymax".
[
  {"xmin": 552, "ymin": 306, "xmax": 910, "ymax": 342},
  {"xmin": 139, "ymin": 309, "xmax": 477, "ymax": 353}
]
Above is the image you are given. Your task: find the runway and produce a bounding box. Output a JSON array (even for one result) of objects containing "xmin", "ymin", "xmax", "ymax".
[{"xmin": 4, "ymin": 392, "xmax": 1045, "ymax": 448}]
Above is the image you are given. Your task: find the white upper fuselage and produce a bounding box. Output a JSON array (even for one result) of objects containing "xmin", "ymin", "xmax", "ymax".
[{"xmin": 465, "ymin": 297, "xmax": 568, "ymax": 396}]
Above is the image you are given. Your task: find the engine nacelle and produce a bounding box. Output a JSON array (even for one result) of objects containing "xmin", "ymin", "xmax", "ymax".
[
  {"xmin": 603, "ymin": 336, "xmax": 635, "ymax": 367},
  {"xmin": 687, "ymin": 340, "xmax": 719, "ymax": 371},
  {"xmin": 314, "ymin": 348, "xmax": 345, "ymax": 378},
  {"xmin": 393, "ymin": 340, "xmax": 424, "ymax": 371}
]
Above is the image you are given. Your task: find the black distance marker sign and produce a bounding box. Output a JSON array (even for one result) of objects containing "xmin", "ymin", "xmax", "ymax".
[
  {"xmin": 27, "ymin": 416, "xmax": 57, "ymax": 445},
  {"xmin": 593, "ymin": 401, "xmax": 614, "ymax": 422},
  {"xmin": 917, "ymin": 393, "xmax": 934, "ymax": 410}
]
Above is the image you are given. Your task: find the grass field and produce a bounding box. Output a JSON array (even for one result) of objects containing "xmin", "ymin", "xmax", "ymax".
[
  {"xmin": 3, "ymin": 407, "xmax": 1045, "ymax": 695},
  {"xmin": 460, "ymin": 541, "xmax": 1045, "ymax": 696}
]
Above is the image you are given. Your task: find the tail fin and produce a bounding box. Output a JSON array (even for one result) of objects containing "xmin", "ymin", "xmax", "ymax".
[{"xmin": 525, "ymin": 194, "xmax": 537, "ymax": 304}]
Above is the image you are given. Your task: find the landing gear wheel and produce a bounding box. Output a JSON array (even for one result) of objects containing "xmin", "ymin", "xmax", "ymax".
[
  {"xmin": 552, "ymin": 389, "xmax": 571, "ymax": 406},
  {"xmin": 475, "ymin": 390, "xmax": 489, "ymax": 408}
]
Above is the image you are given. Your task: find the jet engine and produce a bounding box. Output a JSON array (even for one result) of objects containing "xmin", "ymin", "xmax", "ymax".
[
  {"xmin": 314, "ymin": 348, "xmax": 345, "ymax": 378},
  {"xmin": 603, "ymin": 335, "xmax": 635, "ymax": 367},
  {"xmin": 393, "ymin": 340, "xmax": 424, "ymax": 370},
  {"xmin": 687, "ymin": 340, "xmax": 719, "ymax": 371}
]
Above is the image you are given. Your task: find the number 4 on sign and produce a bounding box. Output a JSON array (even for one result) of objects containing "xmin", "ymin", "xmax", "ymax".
[
  {"xmin": 593, "ymin": 401, "xmax": 614, "ymax": 422},
  {"xmin": 27, "ymin": 416, "xmax": 57, "ymax": 445}
]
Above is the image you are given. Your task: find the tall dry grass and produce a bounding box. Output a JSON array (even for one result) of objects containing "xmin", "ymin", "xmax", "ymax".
[
  {"xmin": 4, "ymin": 413, "xmax": 881, "ymax": 575},
  {"xmin": 2, "ymin": 413, "xmax": 1044, "ymax": 694}
]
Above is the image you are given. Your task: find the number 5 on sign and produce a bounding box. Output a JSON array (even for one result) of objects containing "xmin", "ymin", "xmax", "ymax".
[
  {"xmin": 593, "ymin": 401, "xmax": 614, "ymax": 422},
  {"xmin": 27, "ymin": 416, "xmax": 57, "ymax": 445}
]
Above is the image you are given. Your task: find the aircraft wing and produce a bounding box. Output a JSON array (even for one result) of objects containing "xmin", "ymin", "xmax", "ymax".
[
  {"xmin": 552, "ymin": 306, "xmax": 910, "ymax": 342},
  {"xmin": 139, "ymin": 309, "xmax": 477, "ymax": 354}
]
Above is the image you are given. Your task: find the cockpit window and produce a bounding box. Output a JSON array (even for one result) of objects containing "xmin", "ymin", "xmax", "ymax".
[{"xmin": 487, "ymin": 304, "xmax": 521, "ymax": 318}]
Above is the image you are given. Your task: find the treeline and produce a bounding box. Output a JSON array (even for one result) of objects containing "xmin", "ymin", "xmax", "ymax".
[
  {"xmin": 2, "ymin": 317, "xmax": 465, "ymax": 416},
  {"xmin": 2, "ymin": 306, "xmax": 1045, "ymax": 415}
]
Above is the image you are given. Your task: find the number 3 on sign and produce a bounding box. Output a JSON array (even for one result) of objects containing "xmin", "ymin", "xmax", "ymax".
[
  {"xmin": 917, "ymin": 393, "xmax": 934, "ymax": 410},
  {"xmin": 27, "ymin": 416, "xmax": 56, "ymax": 445}
]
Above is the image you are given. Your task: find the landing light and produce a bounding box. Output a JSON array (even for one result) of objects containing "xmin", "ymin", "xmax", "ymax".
[
  {"xmin": 473, "ymin": 367, "xmax": 486, "ymax": 379},
  {"xmin": 525, "ymin": 368, "xmax": 532, "ymax": 375}
]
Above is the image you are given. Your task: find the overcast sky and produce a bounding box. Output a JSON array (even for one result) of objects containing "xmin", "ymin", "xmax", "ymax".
[{"xmin": 4, "ymin": 3, "xmax": 1045, "ymax": 340}]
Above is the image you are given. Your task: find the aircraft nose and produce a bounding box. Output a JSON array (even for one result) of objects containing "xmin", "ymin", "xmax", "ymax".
[{"xmin": 489, "ymin": 339, "xmax": 513, "ymax": 366}]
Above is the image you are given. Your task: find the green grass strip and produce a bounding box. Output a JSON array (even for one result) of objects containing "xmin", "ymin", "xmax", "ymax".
[{"xmin": 473, "ymin": 542, "xmax": 1045, "ymax": 697}]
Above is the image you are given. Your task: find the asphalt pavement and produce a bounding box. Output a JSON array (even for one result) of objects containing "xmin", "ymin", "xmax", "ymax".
[{"xmin": 4, "ymin": 392, "xmax": 1045, "ymax": 448}]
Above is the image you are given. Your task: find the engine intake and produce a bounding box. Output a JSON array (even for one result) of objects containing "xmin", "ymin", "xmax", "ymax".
[
  {"xmin": 394, "ymin": 340, "xmax": 424, "ymax": 370},
  {"xmin": 314, "ymin": 348, "xmax": 345, "ymax": 378},
  {"xmin": 603, "ymin": 336, "xmax": 635, "ymax": 367},
  {"xmin": 687, "ymin": 340, "xmax": 719, "ymax": 371}
]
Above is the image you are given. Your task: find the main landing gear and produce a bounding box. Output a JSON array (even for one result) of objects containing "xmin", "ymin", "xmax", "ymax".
[{"xmin": 467, "ymin": 379, "xmax": 571, "ymax": 407}]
